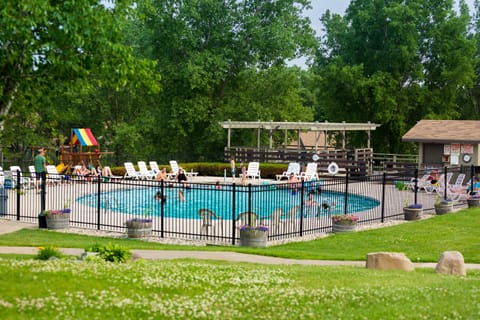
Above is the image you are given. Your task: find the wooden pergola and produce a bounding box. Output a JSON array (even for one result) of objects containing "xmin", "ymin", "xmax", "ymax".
[{"xmin": 219, "ymin": 120, "xmax": 381, "ymax": 151}]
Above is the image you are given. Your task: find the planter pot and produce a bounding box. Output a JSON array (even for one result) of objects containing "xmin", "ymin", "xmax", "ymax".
[
  {"xmin": 239, "ymin": 230, "xmax": 267, "ymax": 247},
  {"xmin": 126, "ymin": 221, "xmax": 152, "ymax": 238},
  {"xmin": 46, "ymin": 213, "xmax": 70, "ymax": 230},
  {"xmin": 434, "ymin": 203, "xmax": 453, "ymax": 215},
  {"xmin": 38, "ymin": 214, "xmax": 47, "ymax": 229},
  {"xmin": 467, "ymin": 198, "xmax": 480, "ymax": 208},
  {"xmin": 332, "ymin": 221, "xmax": 357, "ymax": 233},
  {"xmin": 403, "ymin": 207, "xmax": 422, "ymax": 221}
]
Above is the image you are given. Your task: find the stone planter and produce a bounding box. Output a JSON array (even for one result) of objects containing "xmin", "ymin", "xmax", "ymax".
[
  {"xmin": 403, "ymin": 207, "xmax": 422, "ymax": 221},
  {"xmin": 239, "ymin": 229, "xmax": 267, "ymax": 247},
  {"xmin": 467, "ymin": 198, "xmax": 480, "ymax": 208},
  {"xmin": 434, "ymin": 203, "xmax": 453, "ymax": 215},
  {"xmin": 46, "ymin": 212, "xmax": 70, "ymax": 230},
  {"xmin": 126, "ymin": 219, "xmax": 152, "ymax": 238},
  {"xmin": 332, "ymin": 221, "xmax": 357, "ymax": 233}
]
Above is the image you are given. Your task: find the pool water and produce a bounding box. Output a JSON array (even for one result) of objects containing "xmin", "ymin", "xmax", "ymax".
[{"xmin": 77, "ymin": 186, "xmax": 380, "ymax": 220}]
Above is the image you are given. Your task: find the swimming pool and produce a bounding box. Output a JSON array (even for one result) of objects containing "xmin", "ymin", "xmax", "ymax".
[{"xmin": 76, "ymin": 185, "xmax": 380, "ymax": 220}]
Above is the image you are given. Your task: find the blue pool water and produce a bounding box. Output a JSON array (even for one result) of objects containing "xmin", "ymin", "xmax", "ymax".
[{"xmin": 76, "ymin": 186, "xmax": 380, "ymax": 220}]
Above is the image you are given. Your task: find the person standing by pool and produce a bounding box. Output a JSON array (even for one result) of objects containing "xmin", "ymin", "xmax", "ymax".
[
  {"xmin": 177, "ymin": 168, "xmax": 190, "ymax": 188},
  {"xmin": 34, "ymin": 148, "xmax": 47, "ymax": 193},
  {"xmin": 230, "ymin": 158, "xmax": 236, "ymax": 182},
  {"xmin": 240, "ymin": 162, "xmax": 247, "ymax": 186}
]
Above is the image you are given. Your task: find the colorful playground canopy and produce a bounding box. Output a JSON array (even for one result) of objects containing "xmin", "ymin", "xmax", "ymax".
[{"xmin": 71, "ymin": 128, "xmax": 98, "ymax": 146}]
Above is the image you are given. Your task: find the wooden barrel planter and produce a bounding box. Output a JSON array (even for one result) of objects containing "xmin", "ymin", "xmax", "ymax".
[
  {"xmin": 126, "ymin": 219, "xmax": 152, "ymax": 238},
  {"xmin": 403, "ymin": 207, "xmax": 422, "ymax": 221},
  {"xmin": 467, "ymin": 198, "xmax": 480, "ymax": 208},
  {"xmin": 239, "ymin": 229, "xmax": 267, "ymax": 247},
  {"xmin": 332, "ymin": 222, "xmax": 357, "ymax": 233},
  {"xmin": 434, "ymin": 203, "xmax": 453, "ymax": 215},
  {"xmin": 46, "ymin": 210, "xmax": 70, "ymax": 230}
]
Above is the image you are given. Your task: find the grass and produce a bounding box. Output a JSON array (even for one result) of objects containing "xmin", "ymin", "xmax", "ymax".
[
  {"xmin": 0, "ymin": 258, "xmax": 479, "ymax": 319},
  {"xmin": 1, "ymin": 207, "xmax": 479, "ymax": 262},
  {"xmin": 0, "ymin": 208, "xmax": 479, "ymax": 318}
]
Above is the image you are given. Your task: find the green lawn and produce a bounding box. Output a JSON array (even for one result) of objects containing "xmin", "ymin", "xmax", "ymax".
[{"xmin": 0, "ymin": 208, "xmax": 479, "ymax": 319}]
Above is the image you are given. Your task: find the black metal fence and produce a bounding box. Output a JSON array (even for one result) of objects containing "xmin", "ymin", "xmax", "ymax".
[{"xmin": 1, "ymin": 165, "xmax": 475, "ymax": 244}]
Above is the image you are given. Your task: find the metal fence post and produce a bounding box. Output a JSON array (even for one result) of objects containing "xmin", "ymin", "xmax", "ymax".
[
  {"xmin": 231, "ymin": 183, "xmax": 236, "ymax": 245},
  {"xmin": 414, "ymin": 168, "xmax": 418, "ymax": 204},
  {"xmin": 381, "ymin": 172, "xmax": 386, "ymax": 223},
  {"xmin": 96, "ymin": 176, "xmax": 101, "ymax": 230},
  {"xmin": 15, "ymin": 170, "xmax": 20, "ymax": 220},
  {"xmin": 161, "ymin": 179, "xmax": 165, "ymax": 238},
  {"xmin": 443, "ymin": 166, "xmax": 448, "ymax": 200},
  {"xmin": 343, "ymin": 169, "xmax": 349, "ymax": 215},
  {"xmin": 299, "ymin": 179, "xmax": 305, "ymax": 237}
]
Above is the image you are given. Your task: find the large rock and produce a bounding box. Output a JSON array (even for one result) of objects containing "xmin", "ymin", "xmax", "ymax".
[
  {"xmin": 366, "ymin": 252, "xmax": 414, "ymax": 271},
  {"xmin": 435, "ymin": 251, "xmax": 466, "ymax": 276}
]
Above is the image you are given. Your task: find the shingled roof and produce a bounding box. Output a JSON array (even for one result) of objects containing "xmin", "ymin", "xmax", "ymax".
[{"xmin": 402, "ymin": 120, "xmax": 480, "ymax": 143}]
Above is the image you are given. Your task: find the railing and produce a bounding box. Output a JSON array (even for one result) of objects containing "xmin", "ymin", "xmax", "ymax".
[{"xmin": 1, "ymin": 166, "xmax": 475, "ymax": 244}]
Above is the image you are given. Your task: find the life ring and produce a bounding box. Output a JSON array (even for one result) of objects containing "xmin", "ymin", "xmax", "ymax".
[{"xmin": 327, "ymin": 162, "xmax": 339, "ymax": 175}]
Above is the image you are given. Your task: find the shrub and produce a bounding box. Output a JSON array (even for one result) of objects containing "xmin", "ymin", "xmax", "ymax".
[
  {"xmin": 36, "ymin": 245, "xmax": 63, "ymax": 260},
  {"xmin": 86, "ymin": 242, "xmax": 131, "ymax": 263}
]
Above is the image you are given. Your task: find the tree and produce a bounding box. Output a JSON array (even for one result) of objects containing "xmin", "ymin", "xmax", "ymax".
[
  {"xmin": 132, "ymin": 0, "xmax": 317, "ymax": 160},
  {"xmin": 314, "ymin": 0, "xmax": 475, "ymax": 153},
  {"xmin": 0, "ymin": 0, "xmax": 147, "ymax": 125},
  {"xmin": 0, "ymin": 0, "xmax": 159, "ymax": 161}
]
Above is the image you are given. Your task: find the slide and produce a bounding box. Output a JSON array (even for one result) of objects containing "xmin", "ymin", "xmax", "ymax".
[{"xmin": 56, "ymin": 162, "xmax": 67, "ymax": 174}]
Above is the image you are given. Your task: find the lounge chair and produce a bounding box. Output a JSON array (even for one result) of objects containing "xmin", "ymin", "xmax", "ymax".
[
  {"xmin": 282, "ymin": 206, "xmax": 299, "ymax": 231},
  {"xmin": 137, "ymin": 161, "xmax": 156, "ymax": 179},
  {"xmin": 198, "ymin": 208, "xmax": 223, "ymax": 236},
  {"xmin": 9, "ymin": 166, "xmax": 31, "ymax": 189},
  {"xmin": 236, "ymin": 211, "xmax": 258, "ymax": 227},
  {"xmin": 299, "ymin": 163, "xmax": 319, "ymax": 181},
  {"xmin": 261, "ymin": 208, "xmax": 284, "ymax": 233},
  {"xmin": 407, "ymin": 174, "xmax": 429, "ymax": 191},
  {"xmin": 169, "ymin": 160, "xmax": 198, "ymax": 179},
  {"xmin": 276, "ymin": 163, "xmax": 300, "ymax": 181},
  {"xmin": 124, "ymin": 162, "xmax": 142, "ymax": 179},
  {"xmin": 245, "ymin": 162, "xmax": 261, "ymax": 181},
  {"xmin": 149, "ymin": 161, "xmax": 160, "ymax": 174},
  {"xmin": 449, "ymin": 173, "xmax": 466, "ymax": 190},
  {"xmin": 46, "ymin": 165, "xmax": 63, "ymax": 185}
]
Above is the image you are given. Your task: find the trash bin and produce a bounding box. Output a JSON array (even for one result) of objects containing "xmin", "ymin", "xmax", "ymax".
[{"xmin": 0, "ymin": 187, "xmax": 7, "ymax": 216}]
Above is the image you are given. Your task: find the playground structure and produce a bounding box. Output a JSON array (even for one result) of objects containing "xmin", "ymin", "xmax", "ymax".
[{"xmin": 56, "ymin": 128, "xmax": 112, "ymax": 174}]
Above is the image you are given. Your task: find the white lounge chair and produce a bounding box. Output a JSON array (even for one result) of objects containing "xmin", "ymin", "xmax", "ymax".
[
  {"xmin": 276, "ymin": 163, "xmax": 301, "ymax": 181},
  {"xmin": 46, "ymin": 165, "xmax": 63, "ymax": 185},
  {"xmin": 449, "ymin": 173, "xmax": 466, "ymax": 190},
  {"xmin": 9, "ymin": 166, "xmax": 31, "ymax": 189},
  {"xmin": 137, "ymin": 161, "xmax": 156, "ymax": 179},
  {"xmin": 245, "ymin": 162, "xmax": 261, "ymax": 181},
  {"xmin": 300, "ymin": 163, "xmax": 319, "ymax": 181},
  {"xmin": 198, "ymin": 208, "xmax": 223, "ymax": 236},
  {"xmin": 149, "ymin": 161, "xmax": 160, "ymax": 174},
  {"xmin": 169, "ymin": 160, "xmax": 198, "ymax": 179},
  {"xmin": 124, "ymin": 162, "xmax": 142, "ymax": 179}
]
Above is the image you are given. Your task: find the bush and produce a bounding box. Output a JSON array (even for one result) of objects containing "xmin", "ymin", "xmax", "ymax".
[
  {"xmin": 36, "ymin": 245, "xmax": 63, "ymax": 260},
  {"xmin": 86, "ymin": 242, "xmax": 131, "ymax": 263}
]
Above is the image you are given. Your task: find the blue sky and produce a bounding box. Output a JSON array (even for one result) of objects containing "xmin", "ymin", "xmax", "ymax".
[
  {"xmin": 291, "ymin": 0, "xmax": 475, "ymax": 67},
  {"xmin": 306, "ymin": 0, "xmax": 475, "ymax": 35}
]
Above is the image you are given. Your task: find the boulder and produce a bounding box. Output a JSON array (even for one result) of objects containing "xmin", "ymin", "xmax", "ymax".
[
  {"xmin": 366, "ymin": 252, "xmax": 414, "ymax": 271},
  {"xmin": 435, "ymin": 251, "xmax": 466, "ymax": 276}
]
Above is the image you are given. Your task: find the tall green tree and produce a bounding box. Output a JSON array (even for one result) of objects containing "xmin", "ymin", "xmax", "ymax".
[
  {"xmin": 133, "ymin": 0, "xmax": 317, "ymax": 160},
  {"xmin": 0, "ymin": 0, "xmax": 159, "ymax": 161},
  {"xmin": 314, "ymin": 0, "xmax": 475, "ymax": 153}
]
